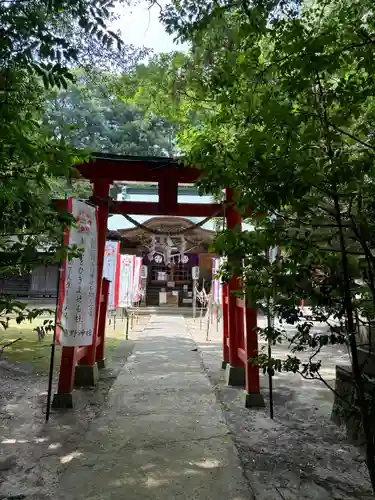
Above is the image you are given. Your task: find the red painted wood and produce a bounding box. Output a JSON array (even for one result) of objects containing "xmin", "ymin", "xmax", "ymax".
[
  {"xmin": 228, "ymin": 277, "xmax": 238, "ymax": 366},
  {"xmin": 237, "ymin": 303, "xmax": 245, "ymax": 350},
  {"xmin": 55, "ymin": 199, "xmax": 68, "ymax": 212},
  {"xmin": 57, "ymin": 347, "xmax": 76, "ymax": 393},
  {"xmin": 106, "ymin": 201, "xmax": 223, "ymax": 218},
  {"xmin": 96, "ymin": 278, "xmax": 110, "ymax": 364},
  {"xmin": 226, "ymin": 188, "xmax": 242, "ymax": 230},
  {"xmin": 80, "ymin": 180, "xmax": 110, "ymax": 366},
  {"xmin": 76, "ymin": 159, "xmax": 201, "ymax": 183},
  {"xmin": 237, "ymin": 347, "xmax": 247, "ymax": 364},
  {"xmin": 226, "ymin": 188, "xmax": 243, "ymax": 368},
  {"xmin": 76, "ymin": 346, "xmax": 86, "ymax": 358},
  {"xmin": 55, "ymin": 198, "xmax": 71, "ymax": 345},
  {"xmin": 245, "ymin": 302, "xmax": 260, "ymax": 394},
  {"xmin": 159, "ymin": 179, "xmax": 178, "ymax": 214},
  {"xmin": 222, "ymin": 283, "xmax": 229, "ymax": 365}
]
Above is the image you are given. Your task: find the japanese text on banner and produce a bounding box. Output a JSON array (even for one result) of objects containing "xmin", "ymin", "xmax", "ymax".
[{"xmin": 60, "ymin": 200, "xmax": 98, "ymax": 346}]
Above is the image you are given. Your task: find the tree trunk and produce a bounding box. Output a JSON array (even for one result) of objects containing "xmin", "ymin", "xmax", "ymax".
[{"xmin": 334, "ymin": 194, "xmax": 375, "ymax": 495}]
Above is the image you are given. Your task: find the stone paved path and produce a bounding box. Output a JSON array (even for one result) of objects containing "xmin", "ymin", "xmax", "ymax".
[{"xmin": 57, "ymin": 315, "xmax": 253, "ymax": 500}]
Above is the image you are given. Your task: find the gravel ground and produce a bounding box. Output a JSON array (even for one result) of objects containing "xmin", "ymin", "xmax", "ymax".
[
  {"xmin": 0, "ymin": 316, "xmax": 149, "ymax": 500},
  {"xmin": 186, "ymin": 315, "xmax": 374, "ymax": 500},
  {"xmin": 0, "ymin": 311, "xmax": 372, "ymax": 500}
]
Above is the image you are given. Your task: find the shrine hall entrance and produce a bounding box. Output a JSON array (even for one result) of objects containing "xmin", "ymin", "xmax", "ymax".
[
  {"xmin": 117, "ymin": 215, "xmax": 215, "ymax": 308},
  {"xmin": 147, "ymin": 256, "xmax": 193, "ymax": 308}
]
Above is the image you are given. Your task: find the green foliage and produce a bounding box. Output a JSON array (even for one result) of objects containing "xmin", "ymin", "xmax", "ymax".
[
  {"xmin": 0, "ymin": 0, "xmax": 142, "ymax": 330},
  {"xmin": 145, "ymin": 0, "xmax": 375, "ymax": 488},
  {"xmin": 146, "ymin": 0, "xmax": 375, "ymax": 344},
  {"xmin": 0, "ymin": 0, "xmax": 130, "ymax": 87},
  {"xmin": 115, "ymin": 51, "xmax": 211, "ymax": 137},
  {"xmin": 43, "ymin": 69, "xmax": 177, "ymax": 156},
  {"xmin": 0, "ymin": 68, "xmax": 77, "ymax": 282},
  {"xmin": 0, "ymin": 296, "xmax": 55, "ymax": 339}
]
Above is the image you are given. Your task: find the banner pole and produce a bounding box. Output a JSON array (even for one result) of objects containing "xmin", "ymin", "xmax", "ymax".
[
  {"xmin": 45, "ymin": 264, "xmax": 61, "ymax": 423},
  {"xmin": 193, "ymin": 279, "xmax": 197, "ymax": 321},
  {"xmin": 46, "ymin": 184, "xmax": 71, "ymax": 422}
]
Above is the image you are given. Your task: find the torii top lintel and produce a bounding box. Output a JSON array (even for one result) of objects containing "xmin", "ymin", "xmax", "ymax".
[
  {"xmin": 75, "ymin": 153, "xmax": 222, "ymax": 218},
  {"xmin": 75, "ymin": 153, "xmax": 201, "ymax": 184}
]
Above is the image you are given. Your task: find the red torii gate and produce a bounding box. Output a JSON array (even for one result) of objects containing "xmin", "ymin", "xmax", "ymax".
[{"xmin": 53, "ymin": 154, "xmax": 263, "ymax": 408}]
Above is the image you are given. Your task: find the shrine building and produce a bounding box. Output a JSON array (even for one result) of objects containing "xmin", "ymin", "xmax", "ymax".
[
  {"xmin": 111, "ymin": 216, "xmax": 215, "ymax": 307},
  {"xmin": 107, "ymin": 182, "xmax": 217, "ymax": 308}
]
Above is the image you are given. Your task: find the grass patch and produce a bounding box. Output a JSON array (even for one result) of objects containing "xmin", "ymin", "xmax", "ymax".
[{"xmin": 0, "ymin": 317, "xmax": 129, "ymax": 375}]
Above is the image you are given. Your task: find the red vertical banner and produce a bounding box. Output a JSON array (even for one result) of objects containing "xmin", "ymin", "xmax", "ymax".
[
  {"xmin": 56, "ymin": 198, "xmax": 72, "ymax": 344},
  {"xmin": 222, "ymin": 282, "xmax": 229, "ymax": 367}
]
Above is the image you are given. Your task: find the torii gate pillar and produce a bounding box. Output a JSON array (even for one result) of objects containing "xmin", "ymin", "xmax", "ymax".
[
  {"xmin": 223, "ymin": 189, "xmax": 263, "ymax": 406},
  {"xmin": 224, "ymin": 188, "xmax": 246, "ymax": 386},
  {"xmin": 74, "ymin": 179, "xmax": 110, "ymax": 386}
]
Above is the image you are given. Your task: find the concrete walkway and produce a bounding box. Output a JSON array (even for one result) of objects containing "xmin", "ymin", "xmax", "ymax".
[{"xmin": 57, "ymin": 315, "xmax": 254, "ymax": 500}]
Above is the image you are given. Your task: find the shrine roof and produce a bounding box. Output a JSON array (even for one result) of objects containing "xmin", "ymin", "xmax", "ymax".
[{"xmin": 117, "ymin": 217, "xmax": 215, "ymax": 240}]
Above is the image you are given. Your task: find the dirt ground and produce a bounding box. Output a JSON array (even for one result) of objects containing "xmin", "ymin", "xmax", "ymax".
[
  {"xmin": 0, "ymin": 315, "xmax": 150, "ymax": 500},
  {"xmin": 0, "ymin": 311, "xmax": 373, "ymax": 500},
  {"xmin": 186, "ymin": 315, "xmax": 373, "ymax": 500}
]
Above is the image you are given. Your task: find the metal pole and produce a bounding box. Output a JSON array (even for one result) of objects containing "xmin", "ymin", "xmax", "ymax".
[
  {"xmin": 206, "ymin": 294, "xmax": 212, "ymax": 341},
  {"xmin": 46, "ymin": 265, "xmax": 61, "ymax": 423},
  {"xmin": 193, "ymin": 279, "xmax": 197, "ymax": 321},
  {"xmin": 266, "ymin": 246, "xmax": 278, "ymax": 419},
  {"xmin": 45, "ymin": 180, "xmax": 71, "ymax": 425},
  {"xmin": 267, "ymin": 295, "xmax": 274, "ymax": 420},
  {"xmin": 46, "ymin": 180, "xmax": 72, "ymax": 422},
  {"xmin": 125, "ymin": 310, "xmax": 129, "ymax": 340},
  {"xmin": 199, "ymin": 297, "xmax": 204, "ymax": 330}
]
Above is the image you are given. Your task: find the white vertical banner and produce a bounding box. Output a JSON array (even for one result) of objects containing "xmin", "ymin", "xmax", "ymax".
[
  {"xmin": 212, "ymin": 258, "xmax": 219, "ymax": 305},
  {"xmin": 119, "ymin": 255, "xmax": 134, "ymax": 307},
  {"xmin": 218, "ymin": 258, "xmax": 224, "ymax": 305},
  {"xmin": 59, "ymin": 199, "xmax": 97, "ymax": 346},
  {"xmin": 132, "ymin": 257, "xmax": 142, "ymax": 303},
  {"xmin": 103, "ymin": 241, "xmax": 118, "ymax": 310},
  {"xmin": 211, "ymin": 257, "xmax": 223, "ymax": 305}
]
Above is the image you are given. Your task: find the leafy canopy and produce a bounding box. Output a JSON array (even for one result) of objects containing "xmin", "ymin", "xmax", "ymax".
[
  {"xmin": 136, "ymin": 1, "xmax": 375, "ymax": 489},
  {"xmin": 0, "ymin": 0, "xmax": 145, "ymax": 329}
]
